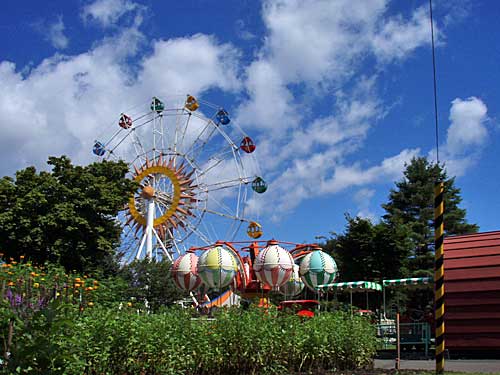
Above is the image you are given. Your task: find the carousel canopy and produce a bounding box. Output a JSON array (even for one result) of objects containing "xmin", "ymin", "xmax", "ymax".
[
  {"xmin": 382, "ymin": 277, "xmax": 431, "ymax": 288},
  {"xmin": 316, "ymin": 281, "xmax": 382, "ymax": 292}
]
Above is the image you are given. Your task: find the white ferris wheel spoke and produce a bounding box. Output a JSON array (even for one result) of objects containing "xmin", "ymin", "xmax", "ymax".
[
  {"xmin": 178, "ymin": 111, "xmax": 192, "ymax": 154},
  {"xmin": 201, "ymin": 177, "xmax": 253, "ymax": 192},
  {"xmin": 200, "ymin": 208, "xmax": 247, "ymax": 222},
  {"xmin": 183, "ymin": 219, "xmax": 213, "ymax": 245}
]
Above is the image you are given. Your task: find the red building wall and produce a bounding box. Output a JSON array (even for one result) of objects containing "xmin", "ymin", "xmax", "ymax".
[{"xmin": 444, "ymin": 231, "xmax": 500, "ymax": 351}]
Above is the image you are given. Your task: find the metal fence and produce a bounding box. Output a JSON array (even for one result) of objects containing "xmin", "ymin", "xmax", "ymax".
[{"xmin": 377, "ymin": 322, "xmax": 432, "ymax": 357}]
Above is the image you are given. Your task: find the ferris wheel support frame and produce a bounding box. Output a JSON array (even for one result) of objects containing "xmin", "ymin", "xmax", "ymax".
[{"xmin": 136, "ymin": 198, "xmax": 175, "ymax": 262}]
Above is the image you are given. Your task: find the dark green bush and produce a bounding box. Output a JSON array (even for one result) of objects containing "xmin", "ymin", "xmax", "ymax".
[{"xmin": 2, "ymin": 306, "xmax": 377, "ymax": 374}]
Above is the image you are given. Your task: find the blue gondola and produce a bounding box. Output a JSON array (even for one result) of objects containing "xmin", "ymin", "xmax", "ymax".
[
  {"xmin": 216, "ymin": 109, "xmax": 230, "ymax": 125},
  {"xmin": 93, "ymin": 141, "xmax": 106, "ymax": 156}
]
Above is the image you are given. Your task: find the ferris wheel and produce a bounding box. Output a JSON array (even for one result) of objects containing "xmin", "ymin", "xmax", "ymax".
[{"xmin": 92, "ymin": 95, "xmax": 266, "ymax": 263}]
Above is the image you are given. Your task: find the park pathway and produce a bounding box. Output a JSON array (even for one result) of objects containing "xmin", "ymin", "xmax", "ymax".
[{"xmin": 375, "ymin": 359, "xmax": 500, "ymax": 373}]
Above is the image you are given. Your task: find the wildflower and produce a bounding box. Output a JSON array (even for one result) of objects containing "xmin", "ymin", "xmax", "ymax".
[
  {"xmin": 34, "ymin": 283, "xmax": 40, "ymax": 288},
  {"xmin": 87, "ymin": 302, "xmax": 94, "ymax": 307},
  {"xmin": 1, "ymin": 264, "xmax": 8, "ymax": 268},
  {"xmin": 74, "ymin": 277, "xmax": 81, "ymax": 283},
  {"xmin": 74, "ymin": 283, "xmax": 81, "ymax": 288},
  {"xmin": 85, "ymin": 287, "xmax": 93, "ymax": 291},
  {"xmin": 30, "ymin": 272, "xmax": 37, "ymax": 277},
  {"xmin": 127, "ymin": 302, "xmax": 133, "ymax": 307},
  {"xmin": 93, "ymin": 280, "xmax": 99, "ymax": 285},
  {"xmin": 11, "ymin": 261, "xmax": 17, "ymax": 265},
  {"xmin": 7, "ymin": 281, "xmax": 15, "ymax": 286}
]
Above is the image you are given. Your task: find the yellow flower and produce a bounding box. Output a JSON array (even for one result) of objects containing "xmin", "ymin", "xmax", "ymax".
[
  {"xmin": 1, "ymin": 264, "xmax": 8, "ymax": 268},
  {"xmin": 7, "ymin": 272, "xmax": 13, "ymax": 275},
  {"xmin": 127, "ymin": 302, "xmax": 133, "ymax": 307},
  {"xmin": 20, "ymin": 255, "xmax": 25, "ymax": 259},
  {"xmin": 74, "ymin": 283, "xmax": 81, "ymax": 288},
  {"xmin": 30, "ymin": 272, "xmax": 37, "ymax": 277},
  {"xmin": 93, "ymin": 280, "xmax": 99, "ymax": 285},
  {"xmin": 11, "ymin": 261, "xmax": 17, "ymax": 265},
  {"xmin": 86, "ymin": 287, "xmax": 93, "ymax": 291},
  {"xmin": 74, "ymin": 277, "xmax": 82, "ymax": 283},
  {"xmin": 41, "ymin": 278, "xmax": 45, "ymax": 281},
  {"xmin": 7, "ymin": 281, "xmax": 14, "ymax": 286},
  {"xmin": 87, "ymin": 302, "xmax": 94, "ymax": 307},
  {"xmin": 33, "ymin": 283, "xmax": 40, "ymax": 288}
]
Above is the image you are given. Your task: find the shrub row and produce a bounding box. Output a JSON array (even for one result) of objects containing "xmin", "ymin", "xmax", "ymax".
[{"xmin": 3, "ymin": 306, "xmax": 377, "ymax": 374}]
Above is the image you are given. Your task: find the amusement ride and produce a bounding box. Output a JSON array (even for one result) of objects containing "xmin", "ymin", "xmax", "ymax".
[{"xmin": 94, "ymin": 94, "xmax": 339, "ymax": 306}]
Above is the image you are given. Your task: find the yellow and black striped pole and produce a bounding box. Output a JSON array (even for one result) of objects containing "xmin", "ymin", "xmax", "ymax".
[{"xmin": 434, "ymin": 182, "xmax": 445, "ymax": 373}]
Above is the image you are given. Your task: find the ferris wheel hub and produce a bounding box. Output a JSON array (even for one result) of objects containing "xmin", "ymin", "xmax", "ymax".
[{"xmin": 141, "ymin": 185, "xmax": 155, "ymax": 199}]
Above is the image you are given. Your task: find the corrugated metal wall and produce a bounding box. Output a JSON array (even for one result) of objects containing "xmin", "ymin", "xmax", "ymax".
[{"xmin": 444, "ymin": 231, "xmax": 500, "ymax": 351}]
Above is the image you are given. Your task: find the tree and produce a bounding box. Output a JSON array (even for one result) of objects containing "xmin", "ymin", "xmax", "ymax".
[
  {"xmin": 118, "ymin": 259, "xmax": 185, "ymax": 311},
  {"xmin": 0, "ymin": 156, "xmax": 137, "ymax": 274},
  {"xmin": 323, "ymin": 215, "xmax": 412, "ymax": 282},
  {"xmin": 382, "ymin": 156, "xmax": 478, "ymax": 275}
]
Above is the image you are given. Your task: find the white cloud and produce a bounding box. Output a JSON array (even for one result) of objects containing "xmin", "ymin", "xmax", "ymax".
[
  {"xmin": 46, "ymin": 16, "xmax": 69, "ymax": 49},
  {"xmin": 0, "ymin": 26, "xmax": 241, "ymax": 176},
  {"xmin": 446, "ymin": 97, "xmax": 488, "ymax": 155},
  {"xmin": 138, "ymin": 34, "xmax": 241, "ymax": 96},
  {"xmin": 371, "ymin": 6, "xmax": 433, "ymax": 62},
  {"xmin": 353, "ymin": 188, "xmax": 377, "ymax": 221},
  {"xmin": 235, "ymin": 20, "xmax": 256, "ymax": 41},
  {"xmin": 354, "ymin": 188, "xmax": 375, "ymax": 205},
  {"xmin": 82, "ymin": 0, "xmax": 139, "ymax": 27},
  {"xmin": 429, "ymin": 97, "xmax": 489, "ymax": 177},
  {"xmin": 237, "ymin": 0, "xmax": 433, "ymax": 131}
]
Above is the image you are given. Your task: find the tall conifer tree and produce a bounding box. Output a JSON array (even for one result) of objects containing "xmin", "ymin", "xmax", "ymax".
[{"xmin": 382, "ymin": 157, "xmax": 478, "ymax": 275}]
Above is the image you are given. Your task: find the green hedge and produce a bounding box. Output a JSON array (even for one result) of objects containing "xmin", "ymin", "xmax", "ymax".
[{"xmin": 4, "ymin": 306, "xmax": 377, "ymax": 374}]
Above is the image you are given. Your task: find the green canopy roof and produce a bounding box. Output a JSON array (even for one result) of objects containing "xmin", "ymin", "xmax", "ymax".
[
  {"xmin": 382, "ymin": 277, "xmax": 431, "ymax": 287},
  {"xmin": 316, "ymin": 281, "xmax": 383, "ymax": 292}
]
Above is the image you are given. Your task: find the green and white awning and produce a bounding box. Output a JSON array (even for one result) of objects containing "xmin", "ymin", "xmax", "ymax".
[
  {"xmin": 382, "ymin": 277, "xmax": 431, "ymax": 287},
  {"xmin": 316, "ymin": 281, "xmax": 383, "ymax": 292}
]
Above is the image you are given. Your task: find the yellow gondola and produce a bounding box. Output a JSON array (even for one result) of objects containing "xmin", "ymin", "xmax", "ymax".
[
  {"xmin": 184, "ymin": 95, "xmax": 199, "ymax": 111},
  {"xmin": 247, "ymin": 221, "xmax": 263, "ymax": 239}
]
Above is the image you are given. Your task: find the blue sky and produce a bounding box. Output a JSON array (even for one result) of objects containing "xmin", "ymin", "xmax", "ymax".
[{"xmin": 0, "ymin": 0, "xmax": 499, "ymax": 246}]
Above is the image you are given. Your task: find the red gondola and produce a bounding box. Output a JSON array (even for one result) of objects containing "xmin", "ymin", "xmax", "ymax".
[
  {"xmin": 118, "ymin": 113, "xmax": 133, "ymax": 129},
  {"xmin": 240, "ymin": 137, "xmax": 256, "ymax": 153}
]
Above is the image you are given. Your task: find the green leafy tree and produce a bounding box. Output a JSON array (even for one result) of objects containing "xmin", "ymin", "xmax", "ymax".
[
  {"xmin": 118, "ymin": 259, "xmax": 185, "ymax": 311},
  {"xmin": 0, "ymin": 156, "xmax": 137, "ymax": 274},
  {"xmin": 323, "ymin": 216, "xmax": 412, "ymax": 282},
  {"xmin": 382, "ymin": 157, "xmax": 478, "ymax": 276}
]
